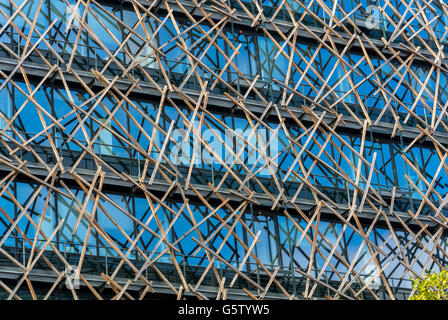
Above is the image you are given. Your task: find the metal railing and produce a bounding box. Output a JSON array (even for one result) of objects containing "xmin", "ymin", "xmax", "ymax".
[
  {"xmin": 227, "ymin": 0, "xmax": 448, "ymax": 49},
  {"xmin": 0, "ymin": 129, "xmax": 444, "ymax": 217},
  {"xmin": 0, "ymin": 235, "xmax": 415, "ymax": 299},
  {"xmin": 0, "ymin": 32, "xmax": 446, "ymax": 132}
]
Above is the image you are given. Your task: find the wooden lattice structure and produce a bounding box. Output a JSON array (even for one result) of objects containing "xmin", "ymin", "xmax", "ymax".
[{"xmin": 0, "ymin": 0, "xmax": 447, "ymax": 300}]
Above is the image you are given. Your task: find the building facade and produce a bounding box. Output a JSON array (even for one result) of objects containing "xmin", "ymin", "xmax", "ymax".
[{"xmin": 0, "ymin": 0, "xmax": 447, "ymax": 300}]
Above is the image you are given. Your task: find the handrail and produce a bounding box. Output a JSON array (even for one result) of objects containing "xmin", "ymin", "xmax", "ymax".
[
  {"xmin": 1, "ymin": 31, "xmax": 446, "ymax": 132},
  {"xmin": 0, "ymin": 129, "xmax": 443, "ymax": 216},
  {"xmin": 0, "ymin": 235, "xmax": 415, "ymax": 294}
]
